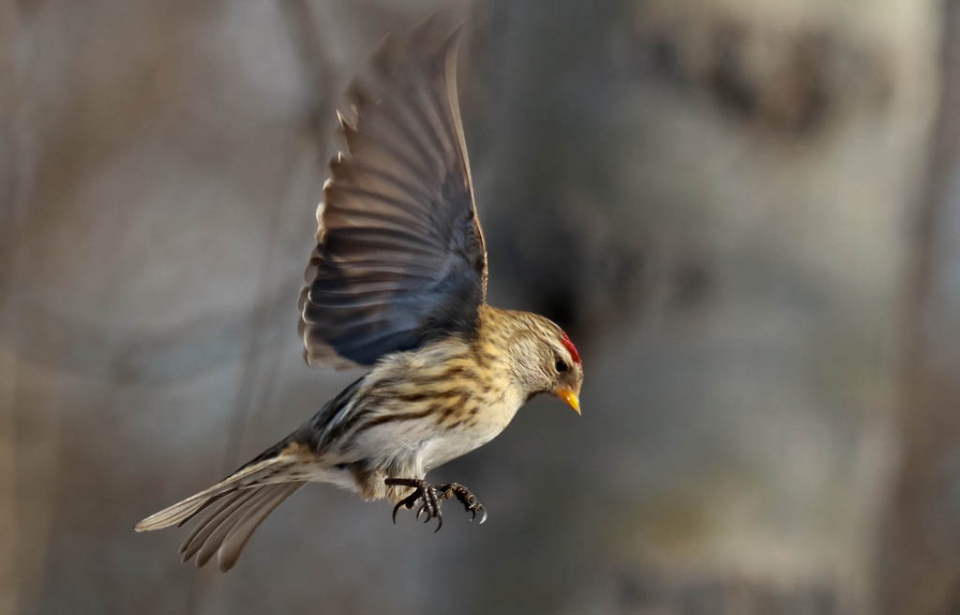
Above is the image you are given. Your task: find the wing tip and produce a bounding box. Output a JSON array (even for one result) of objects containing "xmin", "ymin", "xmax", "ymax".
[{"xmin": 410, "ymin": 11, "xmax": 466, "ymax": 61}]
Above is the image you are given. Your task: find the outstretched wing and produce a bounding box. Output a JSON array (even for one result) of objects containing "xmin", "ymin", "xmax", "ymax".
[{"xmin": 298, "ymin": 20, "xmax": 487, "ymax": 368}]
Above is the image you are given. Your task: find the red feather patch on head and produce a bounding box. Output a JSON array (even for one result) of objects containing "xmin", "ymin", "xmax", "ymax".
[{"xmin": 560, "ymin": 332, "xmax": 581, "ymax": 366}]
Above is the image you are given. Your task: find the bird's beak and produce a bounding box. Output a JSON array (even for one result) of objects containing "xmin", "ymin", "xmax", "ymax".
[{"xmin": 555, "ymin": 387, "xmax": 581, "ymax": 415}]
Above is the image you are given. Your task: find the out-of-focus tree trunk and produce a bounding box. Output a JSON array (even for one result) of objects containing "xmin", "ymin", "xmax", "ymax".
[
  {"xmin": 2, "ymin": 1, "xmax": 23, "ymax": 612},
  {"xmin": 463, "ymin": 1, "xmax": 938, "ymax": 613},
  {"xmin": 879, "ymin": 2, "xmax": 960, "ymax": 613}
]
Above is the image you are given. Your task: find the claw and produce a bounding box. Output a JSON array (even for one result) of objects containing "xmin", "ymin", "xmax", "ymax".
[{"xmin": 385, "ymin": 477, "xmax": 485, "ymax": 530}]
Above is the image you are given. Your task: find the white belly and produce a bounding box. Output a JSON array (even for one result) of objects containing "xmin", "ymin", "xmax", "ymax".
[
  {"xmin": 353, "ymin": 387, "xmax": 525, "ymax": 476},
  {"xmin": 422, "ymin": 389, "xmax": 526, "ymax": 471}
]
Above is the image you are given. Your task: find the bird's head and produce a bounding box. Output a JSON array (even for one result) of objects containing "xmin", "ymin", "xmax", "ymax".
[{"xmin": 506, "ymin": 314, "xmax": 584, "ymax": 414}]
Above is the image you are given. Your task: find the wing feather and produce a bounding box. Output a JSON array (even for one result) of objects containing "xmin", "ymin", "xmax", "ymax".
[{"xmin": 300, "ymin": 18, "xmax": 487, "ymax": 368}]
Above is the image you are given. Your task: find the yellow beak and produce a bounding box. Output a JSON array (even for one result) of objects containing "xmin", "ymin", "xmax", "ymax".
[{"xmin": 555, "ymin": 387, "xmax": 581, "ymax": 415}]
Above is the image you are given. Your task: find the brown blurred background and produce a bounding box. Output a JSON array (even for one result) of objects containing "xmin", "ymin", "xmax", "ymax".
[{"xmin": 2, "ymin": 0, "xmax": 959, "ymax": 613}]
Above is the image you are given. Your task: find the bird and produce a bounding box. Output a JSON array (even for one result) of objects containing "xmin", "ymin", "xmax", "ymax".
[{"xmin": 134, "ymin": 16, "xmax": 584, "ymax": 572}]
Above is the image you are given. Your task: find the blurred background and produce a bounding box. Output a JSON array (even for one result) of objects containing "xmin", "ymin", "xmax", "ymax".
[{"xmin": 2, "ymin": 0, "xmax": 958, "ymax": 613}]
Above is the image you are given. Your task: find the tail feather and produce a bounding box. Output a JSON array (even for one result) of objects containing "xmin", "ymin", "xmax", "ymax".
[
  {"xmin": 219, "ymin": 484, "xmax": 303, "ymax": 570},
  {"xmin": 182, "ymin": 483, "xmax": 303, "ymax": 570},
  {"xmin": 195, "ymin": 483, "xmax": 302, "ymax": 571},
  {"xmin": 135, "ymin": 442, "xmax": 313, "ymax": 570},
  {"xmin": 179, "ymin": 489, "xmax": 259, "ymax": 561},
  {"xmin": 134, "ymin": 489, "xmax": 220, "ymax": 532},
  {"xmin": 136, "ymin": 457, "xmax": 288, "ymax": 531}
]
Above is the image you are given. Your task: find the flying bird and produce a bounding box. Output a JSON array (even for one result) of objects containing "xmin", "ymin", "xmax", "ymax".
[{"xmin": 135, "ymin": 18, "xmax": 584, "ymax": 571}]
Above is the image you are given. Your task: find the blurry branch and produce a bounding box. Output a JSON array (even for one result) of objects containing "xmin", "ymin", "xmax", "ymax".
[
  {"xmin": 280, "ymin": 0, "xmax": 336, "ymax": 159},
  {"xmin": 878, "ymin": 1, "xmax": 960, "ymax": 613},
  {"xmin": 0, "ymin": 289, "xmax": 297, "ymax": 385},
  {"xmin": 0, "ymin": 0, "xmax": 340, "ymax": 388},
  {"xmin": 217, "ymin": 0, "xmax": 338, "ymax": 466},
  {"xmin": 188, "ymin": 3, "xmax": 338, "ymax": 611},
  {"xmin": 2, "ymin": 5, "xmax": 28, "ymax": 608},
  {"xmin": 0, "ymin": 0, "xmax": 25, "ymax": 283}
]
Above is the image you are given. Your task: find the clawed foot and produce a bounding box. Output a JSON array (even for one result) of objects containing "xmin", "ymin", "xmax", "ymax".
[
  {"xmin": 387, "ymin": 478, "xmax": 443, "ymax": 531},
  {"xmin": 385, "ymin": 478, "xmax": 487, "ymax": 532},
  {"xmin": 440, "ymin": 482, "xmax": 487, "ymax": 524}
]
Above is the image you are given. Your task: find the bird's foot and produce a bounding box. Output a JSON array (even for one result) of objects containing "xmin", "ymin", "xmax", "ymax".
[
  {"xmin": 385, "ymin": 478, "xmax": 486, "ymax": 531},
  {"xmin": 386, "ymin": 478, "xmax": 444, "ymax": 531},
  {"xmin": 437, "ymin": 482, "xmax": 487, "ymax": 524}
]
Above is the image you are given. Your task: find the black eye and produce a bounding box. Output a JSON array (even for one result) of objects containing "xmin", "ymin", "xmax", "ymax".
[{"xmin": 555, "ymin": 359, "xmax": 569, "ymax": 373}]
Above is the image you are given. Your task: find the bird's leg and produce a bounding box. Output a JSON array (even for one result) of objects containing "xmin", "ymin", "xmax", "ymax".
[
  {"xmin": 385, "ymin": 478, "xmax": 444, "ymax": 531},
  {"xmin": 437, "ymin": 482, "xmax": 487, "ymax": 524}
]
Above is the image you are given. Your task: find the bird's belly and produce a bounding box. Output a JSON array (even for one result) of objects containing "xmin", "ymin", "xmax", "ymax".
[
  {"xmin": 419, "ymin": 423, "xmax": 501, "ymax": 470},
  {"xmin": 419, "ymin": 395, "xmax": 523, "ymax": 471},
  {"xmin": 347, "ymin": 384, "xmax": 525, "ymax": 478}
]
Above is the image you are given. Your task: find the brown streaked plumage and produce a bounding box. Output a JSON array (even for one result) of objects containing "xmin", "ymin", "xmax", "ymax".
[{"xmin": 135, "ymin": 16, "xmax": 584, "ymax": 572}]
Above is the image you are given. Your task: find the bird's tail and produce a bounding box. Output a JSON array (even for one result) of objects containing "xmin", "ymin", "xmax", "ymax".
[{"xmin": 135, "ymin": 442, "xmax": 312, "ymax": 571}]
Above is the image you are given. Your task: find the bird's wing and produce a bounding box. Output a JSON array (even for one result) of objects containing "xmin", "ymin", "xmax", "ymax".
[{"xmin": 298, "ymin": 19, "xmax": 487, "ymax": 368}]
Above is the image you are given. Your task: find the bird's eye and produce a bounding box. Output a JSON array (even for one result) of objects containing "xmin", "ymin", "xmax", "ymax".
[{"xmin": 555, "ymin": 359, "xmax": 569, "ymax": 373}]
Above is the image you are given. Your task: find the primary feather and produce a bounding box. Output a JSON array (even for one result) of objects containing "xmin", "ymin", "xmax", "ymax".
[{"xmin": 298, "ymin": 19, "xmax": 486, "ymax": 368}]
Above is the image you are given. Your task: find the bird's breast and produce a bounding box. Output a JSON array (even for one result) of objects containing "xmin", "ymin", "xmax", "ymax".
[
  {"xmin": 418, "ymin": 386, "xmax": 525, "ymax": 471},
  {"xmin": 350, "ymin": 335, "xmax": 526, "ymax": 474}
]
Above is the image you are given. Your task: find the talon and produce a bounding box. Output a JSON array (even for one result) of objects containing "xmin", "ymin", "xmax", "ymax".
[
  {"xmin": 467, "ymin": 504, "xmax": 487, "ymax": 524},
  {"xmin": 385, "ymin": 478, "xmax": 486, "ymax": 529}
]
